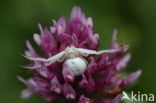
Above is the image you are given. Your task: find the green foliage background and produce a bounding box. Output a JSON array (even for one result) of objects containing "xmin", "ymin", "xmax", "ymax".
[{"xmin": 0, "ymin": 0, "xmax": 156, "ymax": 103}]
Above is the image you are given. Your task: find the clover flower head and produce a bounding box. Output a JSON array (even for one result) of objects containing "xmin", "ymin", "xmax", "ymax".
[{"xmin": 18, "ymin": 6, "xmax": 142, "ymax": 103}]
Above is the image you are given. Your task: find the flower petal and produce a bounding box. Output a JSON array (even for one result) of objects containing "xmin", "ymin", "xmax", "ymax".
[
  {"xmin": 62, "ymin": 64, "xmax": 75, "ymax": 82},
  {"xmin": 63, "ymin": 83, "xmax": 76, "ymax": 100},
  {"xmin": 78, "ymin": 95, "xmax": 91, "ymax": 103},
  {"xmin": 123, "ymin": 70, "xmax": 142, "ymax": 86},
  {"xmin": 50, "ymin": 76, "xmax": 62, "ymax": 94},
  {"xmin": 116, "ymin": 54, "xmax": 131, "ymax": 71}
]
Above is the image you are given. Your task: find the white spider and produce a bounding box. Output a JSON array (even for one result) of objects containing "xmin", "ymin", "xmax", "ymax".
[{"xmin": 23, "ymin": 45, "xmax": 128, "ymax": 75}]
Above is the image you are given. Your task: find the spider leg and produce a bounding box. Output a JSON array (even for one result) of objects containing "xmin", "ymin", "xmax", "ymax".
[
  {"xmin": 45, "ymin": 54, "xmax": 66, "ymax": 66},
  {"xmin": 22, "ymin": 55, "xmax": 48, "ymax": 62},
  {"xmin": 21, "ymin": 65, "xmax": 41, "ymax": 69},
  {"xmin": 46, "ymin": 51, "xmax": 66, "ymax": 62},
  {"xmin": 76, "ymin": 48, "xmax": 97, "ymax": 56},
  {"xmin": 97, "ymin": 45, "xmax": 129, "ymax": 55},
  {"xmin": 76, "ymin": 45, "xmax": 128, "ymax": 55},
  {"xmin": 23, "ymin": 51, "xmax": 66, "ymax": 63}
]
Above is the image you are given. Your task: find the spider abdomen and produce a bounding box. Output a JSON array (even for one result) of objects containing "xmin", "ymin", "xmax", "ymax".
[{"xmin": 64, "ymin": 57, "xmax": 87, "ymax": 76}]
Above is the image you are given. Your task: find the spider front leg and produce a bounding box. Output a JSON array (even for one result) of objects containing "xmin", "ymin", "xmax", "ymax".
[
  {"xmin": 23, "ymin": 55, "xmax": 49, "ymax": 62},
  {"xmin": 76, "ymin": 45, "xmax": 128, "ymax": 56},
  {"xmin": 23, "ymin": 51, "xmax": 66, "ymax": 67}
]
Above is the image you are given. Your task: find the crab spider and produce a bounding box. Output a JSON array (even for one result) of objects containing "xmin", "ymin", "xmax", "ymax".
[{"xmin": 23, "ymin": 45, "xmax": 128, "ymax": 75}]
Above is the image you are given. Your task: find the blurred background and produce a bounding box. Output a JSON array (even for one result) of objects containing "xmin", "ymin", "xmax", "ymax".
[{"xmin": 0, "ymin": 0, "xmax": 156, "ymax": 103}]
